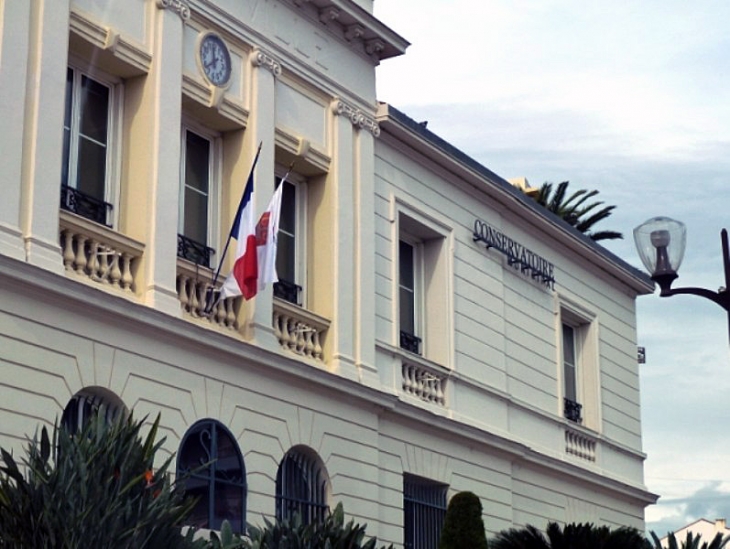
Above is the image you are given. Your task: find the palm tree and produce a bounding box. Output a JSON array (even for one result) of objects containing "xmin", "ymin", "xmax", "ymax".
[
  {"xmin": 532, "ymin": 181, "xmax": 623, "ymax": 242},
  {"xmin": 648, "ymin": 530, "xmax": 730, "ymax": 549},
  {"xmin": 489, "ymin": 522, "xmax": 648, "ymax": 549}
]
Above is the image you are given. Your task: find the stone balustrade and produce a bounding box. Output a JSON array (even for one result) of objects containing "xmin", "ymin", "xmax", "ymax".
[
  {"xmin": 565, "ymin": 427, "xmax": 597, "ymax": 462},
  {"xmin": 401, "ymin": 361, "xmax": 447, "ymax": 406},
  {"xmin": 176, "ymin": 259, "xmax": 239, "ymax": 331},
  {"xmin": 59, "ymin": 211, "xmax": 143, "ymax": 294},
  {"xmin": 273, "ymin": 299, "xmax": 329, "ymax": 361}
]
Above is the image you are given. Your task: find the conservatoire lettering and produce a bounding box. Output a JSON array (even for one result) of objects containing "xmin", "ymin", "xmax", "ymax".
[{"xmin": 472, "ymin": 219, "xmax": 555, "ymax": 289}]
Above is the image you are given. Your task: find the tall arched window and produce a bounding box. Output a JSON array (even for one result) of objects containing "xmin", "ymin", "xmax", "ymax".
[
  {"xmin": 275, "ymin": 445, "xmax": 329, "ymax": 524},
  {"xmin": 177, "ymin": 420, "xmax": 247, "ymax": 532},
  {"xmin": 61, "ymin": 388, "xmax": 125, "ymax": 434}
]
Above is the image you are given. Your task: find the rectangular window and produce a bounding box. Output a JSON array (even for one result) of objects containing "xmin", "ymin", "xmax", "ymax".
[
  {"xmin": 178, "ymin": 128, "xmax": 216, "ymax": 268},
  {"xmin": 562, "ymin": 322, "xmax": 582, "ymax": 423},
  {"xmin": 61, "ymin": 67, "xmax": 115, "ymax": 226},
  {"xmin": 403, "ymin": 474, "xmax": 447, "ymax": 549},
  {"xmin": 399, "ymin": 239, "xmax": 422, "ymax": 354},
  {"xmin": 274, "ymin": 176, "xmax": 305, "ymax": 305}
]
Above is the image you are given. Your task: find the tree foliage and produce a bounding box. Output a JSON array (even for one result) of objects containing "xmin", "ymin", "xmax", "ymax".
[
  {"xmin": 0, "ymin": 413, "xmax": 201, "ymax": 549},
  {"xmin": 647, "ymin": 530, "xmax": 730, "ymax": 549},
  {"xmin": 489, "ymin": 522, "xmax": 647, "ymax": 549},
  {"xmin": 533, "ymin": 181, "xmax": 623, "ymax": 242},
  {"xmin": 438, "ymin": 491, "xmax": 488, "ymax": 549}
]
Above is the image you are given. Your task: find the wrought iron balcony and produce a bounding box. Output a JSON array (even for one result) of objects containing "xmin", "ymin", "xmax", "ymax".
[
  {"xmin": 274, "ymin": 279, "xmax": 302, "ymax": 305},
  {"xmin": 177, "ymin": 234, "xmax": 215, "ymax": 268},
  {"xmin": 400, "ymin": 330, "xmax": 422, "ymax": 355},
  {"xmin": 564, "ymin": 397, "xmax": 583, "ymax": 423},
  {"xmin": 60, "ymin": 185, "xmax": 112, "ymax": 227}
]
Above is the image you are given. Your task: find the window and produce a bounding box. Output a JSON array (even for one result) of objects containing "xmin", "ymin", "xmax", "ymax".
[
  {"xmin": 61, "ymin": 388, "xmax": 125, "ymax": 434},
  {"xmin": 399, "ymin": 239, "xmax": 422, "ymax": 354},
  {"xmin": 559, "ymin": 302, "xmax": 599, "ymax": 428},
  {"xmin": 275, "ymin": 446, "xmax": 329, "ymax": 524},
  {"xmin": 177, "ymin": 420, "xmax": 247, "ymax": 532},
  {"xmin": 395, "ymin": 205, "xmax": 452, "ymax": 364},
  {"xmin": 403, "ymin": 474, "xmax": 447, "ymax": 549},
  {"xmin": 562, "ymin": 322, "xmax": 581, "ymax": 422},
  {"xmin": 61, "ymin": 66, "xmax": 118, "ymax": 226},
  {"xmin": 274, "ymin": 175, "xmax": 306, "ymax": 305},
  {"xmin": 178, "ymin": 128, "xmax": 217, "ymax": 268}
]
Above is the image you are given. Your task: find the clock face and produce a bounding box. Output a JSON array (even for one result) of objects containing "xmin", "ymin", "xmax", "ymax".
[{"xmin": 199, "ymin": 33, "xmax": 231, "ymax": 87}]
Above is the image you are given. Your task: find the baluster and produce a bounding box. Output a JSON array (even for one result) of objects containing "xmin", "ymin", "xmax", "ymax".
[
  {"xmin": 402, "ymin": 364, "xmax": 412, "ymax": 394},
  {"xmin": 312, "ymin": 330, "xmax": 322, "ymax": 360},
  {"xmin": 178, "ymin": 275, "xmax": 189, "ymax": 311},
  {"xmin": 88, "ymin": 239, "xmax": 100, "ymax": 279},
  {"xmin": 273, "ymin": 311, "xmax": 283, "ymax": 343},
  {"xmin": 120, "ymin": 253, "xmax": 133, "ymax": 291},
  {"xmin": 304, "ymin": 328, "xmax": 314, "ymax": 358},
  {"xmin": 225, "ymin": 299, "xmax": 236, "ymax": 328},
  {"xmin": 61, "ymin": 230, "xmax": 75, "ymax": 270},
  {"xmin": 74, "ymin": 235, "xmax": 88, "ymax": 275},
  {"xmin": 98, "ymin": 247, "xmax": 110, "ymax": 283},
  {"xmin": 109, "ymin": 253, "xmax": 122, "ymax": 288}
]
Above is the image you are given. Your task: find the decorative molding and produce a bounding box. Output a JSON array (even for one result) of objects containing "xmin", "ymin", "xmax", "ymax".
[
  {"xmin": 156, "ymin": 0, "xmax": 191, "ymax": 21},
  {"xmin": 344, "ymin": 24, "xmax": 365, "ymax": 42},
  {"xmin": 250, "ymin": 47, "xmax": 282, "ymax": 77},
  {"xmin": 319, "ymin": 7, "xmax": 340, "ymax": 24},
  {"xmin": 331, "ymin": 99, "xmax": 380, "ymax": 137},
  {"xmin": 365, "ymin": 38, "xmax": 385, "ymax": 57}
]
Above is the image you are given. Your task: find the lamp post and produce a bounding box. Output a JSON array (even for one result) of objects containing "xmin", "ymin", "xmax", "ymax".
[{"xmin": 633, "ymin": 216, "xmax": 730, "ymax": 343}]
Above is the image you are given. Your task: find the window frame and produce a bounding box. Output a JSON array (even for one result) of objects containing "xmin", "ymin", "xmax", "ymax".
[
  {"xmin": 274, "ymin": 169, "xmax": 307, "ymax": 306},
  {"xmin": 275, "ymin": 446, "xmax": 330, "ymax": 525},
  {"xmin": 62, "ymin": 61, "xmax": 123, "ymax": 227},
  {"xmin": 178, "ymin": 122, "xmax": 221, "ymax": 269},
  {"xmin": 398, "ymin": 235, "xmax": 424, "ymax": 354},
  {"xmin": 558, "ymin": 297, "xmax": 600, "ymax": 429},
  {"xmin": 403, "ymin": 474, "xmax": 448, "ymax": 549},
  {"xmin": 176, "ymin": 419, "xmax": 247, "ymax": 533}
]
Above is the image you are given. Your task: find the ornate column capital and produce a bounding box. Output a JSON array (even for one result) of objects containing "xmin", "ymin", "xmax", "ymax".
[
  {"xmin": 155, "ymin": 0, "xmax": 191, "ymax": 21},
  {"xmin": 331, "ymin": 99, "xmax": 380, "ymax": 137},
  {"xmin": 250, "ymin": 47, "xmax": 282, "ymax": 77}
]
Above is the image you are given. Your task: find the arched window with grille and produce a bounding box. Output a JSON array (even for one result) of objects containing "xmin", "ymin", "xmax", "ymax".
[
  {"xmin": 275, "ymin": 446, "xmax": 329, "ymax": 524},
  {"xmin": 177, "ymin": 419, "xmax": 247, "ymax": 532},
  {"xmin": 61, "ymin": 388, "xmax": 125, "ymax": 434}
]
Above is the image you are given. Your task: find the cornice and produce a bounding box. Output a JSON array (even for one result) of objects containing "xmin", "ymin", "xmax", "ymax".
[
  {"xmin": 286, "ymin": 0, "xmax": 409, "ymax": 63},
  {"xmin": 332, "ymin": 98, "xmax": 380, "ymax": 137}
]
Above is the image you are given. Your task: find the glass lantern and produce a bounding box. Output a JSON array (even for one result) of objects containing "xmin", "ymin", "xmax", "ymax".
[{"xmin": 633, "ymin": 217, "xmax": 687, "ymax": 277}]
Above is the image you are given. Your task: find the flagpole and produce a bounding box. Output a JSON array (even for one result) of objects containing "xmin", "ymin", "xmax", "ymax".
[{"xmin": 204, "ymin": 142, "xmax": 262, "ymax": 314}]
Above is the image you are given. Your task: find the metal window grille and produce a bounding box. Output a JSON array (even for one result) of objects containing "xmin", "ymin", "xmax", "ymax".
[
  {"xmin": 274, "ymin": 279, "xmax": 302, "ymax": 305},
  {"xmin": 61, "ymin": 391, "xmax": 122, "ymax": 434},
  {"xmin": 177, "ymin": 233, "xmax": 216, "ymax": 268},
  {"xmin": 403, "ymin": 475, "xmax": 447, "ymax": 549},
  {"xmin": 60, "ymin": 184, "xmax": 113, "ymax": 227},
  {"xmin": 276, "ymin": 448, "xmax": 329, "ymax": 525},
  {"xmin": 177, "ymin": 420, "xmax": 247, "ymax": 533},
  {"xmin": 564, "ymin": 397, "xmax": 583, "ymax": 423}
]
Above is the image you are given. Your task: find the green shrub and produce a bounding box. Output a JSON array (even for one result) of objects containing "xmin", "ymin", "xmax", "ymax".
[
  {"xmin": 0, "ymin": 413, "xmax": 201, "ymax": 549},
  {"xmin": 439, "ymin": 491, "xmax": 488, "ymax": 549}
]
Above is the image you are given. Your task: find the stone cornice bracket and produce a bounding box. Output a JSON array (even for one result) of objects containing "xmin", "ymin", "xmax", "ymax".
[
  {"xmin": 344, "ymin": 24, "xmax": 365, "ymax": 42},
  {"xmin": 319, "ymin": 7, "xmax": 340, "ymax": 25},
  {"xmin": 365, "ymin": 38, "xmax": 385, "ymax": 58},
  {"xmin": 156, "ymin": 0, "xmax": 191, "ymax": 21},
  {"xmin": 250, "ymin": 47, "xmax": 282, "ymax": 77},
  {"xmin": 331, "ymin": 99, "xmax": 380, "ymax": 137}
]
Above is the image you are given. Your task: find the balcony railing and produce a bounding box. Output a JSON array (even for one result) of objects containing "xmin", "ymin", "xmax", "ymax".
[
  {"xmin": 564, "ymin": 397, "xmax": 583, "ymax": 423},
  {"xmin": 273, "ymin": 299, "xmax": 329, "ymax": 361},
  {"xmin": 402, "ymin": 360, "xmax": 446, "ymax": 406},
  {"xmin": 176, "ymin": 259, "xmax": 239, "ymax": 331},
  {"xmin": 177, "ymin": 234, "xmax": 215, "ymax": 269},
  {"xmin": 59, "ymin": 210, "xmax": 143, "ymax": 294},
  {"xmin": 565, "ymin": 427, "xmax": 597, "ymax": 462},
  {"xmin": 60, "ymin": 185, "xmax": 112, "ymax": 227}
]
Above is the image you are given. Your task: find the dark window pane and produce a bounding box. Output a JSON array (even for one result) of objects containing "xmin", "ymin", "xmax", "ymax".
[
  {"xmin": 76, "ymin": 136, "xmax": 107, "ymax": 201},
  {"xmin": 185, "ymin": 132, "xmax": 211, "ymax": 193},
  {"xmin": 400, "ymin": 287, "xmax": 415, "ymax": 335},
  {"xmin": 184, "ymin": 187, "xmax": 208, "ymax": 244},
  {"xmin": 79, "ymin": 76, "xmax": 109, "ymax": 144},
  {"xmin": 214, "ymin": 481, "xmax": 243, "ymax": 532},
  {"xmin": 277, "ymin": 232, "xmax": 296, "ymax": 283},
  {"xmin": 399, "ymin": 241, "xmax": 414, "ymax": 288},
  {"xmin": 279, "ymin": 181, "xmax": 296, "ymax": 234}
]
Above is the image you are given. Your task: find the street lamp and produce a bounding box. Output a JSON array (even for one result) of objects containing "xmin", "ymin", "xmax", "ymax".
[{"xmin": 633, "ymin": 216, "xmax": 730, "ymax": 343}]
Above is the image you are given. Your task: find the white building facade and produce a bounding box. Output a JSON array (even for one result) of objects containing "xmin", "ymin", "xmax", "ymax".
[{"xmin": 0, "ymin": 0, "xmax": 656, "ymax": 546}]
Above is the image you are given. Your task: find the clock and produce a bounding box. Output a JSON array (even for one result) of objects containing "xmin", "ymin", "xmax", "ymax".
[{"xmin": 198, "ymin": 33, "xmax": 232, "ymax": 88}]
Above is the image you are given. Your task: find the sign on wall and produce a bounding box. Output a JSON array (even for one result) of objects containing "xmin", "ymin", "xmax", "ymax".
[{"xmin": 473, "ymin": 219, "xmax": 555, "ymax": 289}]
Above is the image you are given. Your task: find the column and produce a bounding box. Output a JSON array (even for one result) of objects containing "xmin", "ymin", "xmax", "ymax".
[{"xmin": 19, "ymin": 0, "xmax": 71, "ymax": 272}]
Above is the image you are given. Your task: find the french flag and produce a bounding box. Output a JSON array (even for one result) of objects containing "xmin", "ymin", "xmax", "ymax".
[{"xmin": 219, "ymin": 166, "xmax": 283, "ymax": 301}]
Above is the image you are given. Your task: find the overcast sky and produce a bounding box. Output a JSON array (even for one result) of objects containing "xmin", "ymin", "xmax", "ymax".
[{"xmin": 374, "ymin": 0, "xmax": 730, "ymax": 536}]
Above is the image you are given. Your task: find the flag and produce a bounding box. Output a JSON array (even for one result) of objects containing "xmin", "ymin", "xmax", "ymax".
[{"xmin": 219, "ymin": 178, "xmax": 284, "ymax": 301}]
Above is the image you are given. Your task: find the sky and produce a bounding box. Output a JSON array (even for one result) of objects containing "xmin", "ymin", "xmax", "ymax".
[{"xmin": 373, "ymin": 0, "xmax": 730, "ymax": 536}]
